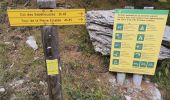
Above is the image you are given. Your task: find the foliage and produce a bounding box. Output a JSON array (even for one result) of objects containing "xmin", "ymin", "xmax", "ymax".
[
  {"xmin": 151, "ymin": 59, "xmax": 170, "ymax": 99},
  {"xmin": 65, "ymin": 86, "xmax": 120, "ymax": 100},
  {"xmin": 78, "ymin": 27, "xmax": 95, "ymax": 55},
  {"xmin": 0, "ymin": 1, "xmax": 8, "ymax": 11},
  {"xmin": 13, "ymin": 0, "xmax": 28, "ymax": 4}
]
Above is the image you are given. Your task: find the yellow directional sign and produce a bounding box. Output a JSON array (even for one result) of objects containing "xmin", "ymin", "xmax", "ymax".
[{"xmin": 7, "ymin": 9, "xmax": 85, "ymax": 26}]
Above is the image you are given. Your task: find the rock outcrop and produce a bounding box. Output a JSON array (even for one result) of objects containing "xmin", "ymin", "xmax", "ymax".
[{"xmin": 86, "ymin": 10, "xmax": 170, "ymax": 60}]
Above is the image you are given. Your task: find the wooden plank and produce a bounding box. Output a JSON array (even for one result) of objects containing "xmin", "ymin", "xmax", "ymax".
[{"xmin": 37, "ymin": 0, "xmax": 62, "ymax": 100}]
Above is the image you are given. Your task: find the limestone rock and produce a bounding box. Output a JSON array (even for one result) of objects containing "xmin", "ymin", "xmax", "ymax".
[
  {"xmin": 159, "ymin": 46, "xmax": 170, "ymax": 60},
  {"xmin": 163, "ymin": 26, "xmax": 170, "ymax": 42},
  {"xmin": 86, "ymin": 10, "xmax": 114, "ymax": 26},
  {"xmin": 9, "ymin": 79, "xmax": 25, "ymax": 89},
  {"xmin": 149, "ymin": 86, "xmax": 162, "ymax": 100},
  {"xmin": 86, "ymin": 10, "xmax": 114, "ymax": 55},
  {"xmin": 125, "ymin": 95, "xmax": 131, "ymax": 100},
  {"xmin": 26, "ymin": 36, "xmax": 38, "ymax": 50},
  {"xmin": 86, "ymin": 10, "xmax": 170, "ymax": 60},
  {"xmin": 0, "ymin": 87, "xmax": 5, "ymax": 93}
]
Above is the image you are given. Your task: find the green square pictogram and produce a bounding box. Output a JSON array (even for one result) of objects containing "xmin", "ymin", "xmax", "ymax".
[
  {"xmin": 112, "ymin": 59, "xmax": 119, "ymax": 65},
  {"xmin": 147, "ymin": 62, "xmax": 154, "ymax": 68},
  {"xmin": 135, "ymin": 43, "xmax": 143, "ymax": 50},
  {"xmin": 113, "ymin": 51, "xmax": 120, "ymax": 57},
  {"xmin": 138, "ymin": 24, "xmax": 147, "ymax": 32},
  {"xmin": 137, "ymin": 34, "xmax": 145, "ymax": 41},
  {"xmin": 115, "ymin": 33, "xmax": 123, "ymax": 40},
  {"xmin": 116, "ymin": 24, "xmax": 124, "ymax": 30},
  {"xmin": 134, "ymin": 52, "xmax": 141, "ymax": 59},
  {"xmin": 140, "ymin": 61, "xmax": 147, "ymax": 67},
  {"xmin": 133, "ymin": 61, "xmax": 140, "ymax": 67},
  {"xmin": 114, "ymin": 42, "xmax": 121, "ymax": 49}
]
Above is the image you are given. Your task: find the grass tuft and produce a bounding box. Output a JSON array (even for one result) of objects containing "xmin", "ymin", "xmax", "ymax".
[{"xmin": 152, "ymin": 59, "xmax": 170, "ymax": 99}]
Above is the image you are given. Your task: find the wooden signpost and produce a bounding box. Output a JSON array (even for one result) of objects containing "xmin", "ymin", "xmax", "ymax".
[{"xmin": 7, "ymin": 0, "xmax": 85, "ymax": 99}]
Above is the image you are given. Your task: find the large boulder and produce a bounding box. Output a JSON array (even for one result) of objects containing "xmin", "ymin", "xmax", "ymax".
[
  {"xmin": 86, "ymin": 10, "xmax": 114, "ymax": 55},
  {"xmin": 86, "ymin": 10, "xmax": 170, "ymax": 60},
  {"xmin": 163, "ymin": 26, "xmax": 170, "ymax": 42}
]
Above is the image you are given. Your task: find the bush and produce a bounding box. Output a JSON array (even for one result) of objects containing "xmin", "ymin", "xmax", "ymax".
[
  {"xmin": 13, "ymin": 0, "xmax": 28, "ymax": 4},
  {"xmin": 152, "ymin": 59, "xmax": 170, "ymax": 99}
]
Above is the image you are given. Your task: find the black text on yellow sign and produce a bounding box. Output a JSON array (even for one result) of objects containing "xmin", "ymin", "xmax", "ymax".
[{"xmin": 7, "ymin": 9, "xmax": 85, "ymax": 26}]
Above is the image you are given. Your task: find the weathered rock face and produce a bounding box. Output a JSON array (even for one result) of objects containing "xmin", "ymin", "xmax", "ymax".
[
  {"xmin": 159, "ymin": 46, "xmax": 170, "ymax": 60},
  {"xmin": 86, "ymin": 10, "xmax": 114, "ymax": 55},
  {"xmin": 86, "ymin": 10, "xmax": 170, "ymax": 60},
  {"xmin": 163, "ymin": 26, "xmax": 170, "ymax": 42}
]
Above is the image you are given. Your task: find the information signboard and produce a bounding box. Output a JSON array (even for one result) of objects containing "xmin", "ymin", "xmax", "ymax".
[{"xmin": 109, "ymin": 9, "xmax": 169, "ymax": 75}]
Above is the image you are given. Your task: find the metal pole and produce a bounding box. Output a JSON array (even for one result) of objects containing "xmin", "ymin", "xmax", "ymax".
[{"xmin": 37, "ymin": 0, "xmax": 62, "ymax": 100}]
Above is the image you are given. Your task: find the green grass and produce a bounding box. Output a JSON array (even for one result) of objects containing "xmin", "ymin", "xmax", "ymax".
[
  {"xmin": 151, "ymin": 59, "xmax": 170, "ymax": 99},
  {"xmin": 77, "ymin": 27, "xmax": 95, "ymax": 55},
  {"xmin": 62, "ymin": 61, "xmax": 120, "ymax": 100},
  {"xmin": 0, "ymin": 25, "xmax": 46, "ymax": 98},
  {"xmin": 65, "ymin": 87, "xmax": 120, "ymax": 100},
  {"xmin": 0, "ymin": 43, "xmax": 13, "ymax": 83}
]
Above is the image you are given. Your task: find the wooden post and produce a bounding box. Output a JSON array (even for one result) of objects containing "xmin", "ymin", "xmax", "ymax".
[{"xmin": 37, "ymin": 0, "xmax": 62, "ymax": 100}]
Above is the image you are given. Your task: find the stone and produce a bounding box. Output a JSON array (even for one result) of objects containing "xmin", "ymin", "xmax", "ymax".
[
  {"xmin": 86, "ymin": 10, "xmax": 114, "ymax": 55},
  {"xmin": 108, "ymin": 73, "xmax": 116, "ymax": 87},
  {"xmin": 0, "ymin": 87, "xmax": 5, "ymax": 93},
  {"xmin": 37, "ymin": 0, "xmax": 56, "ymax": 8},
  {"xmin": 26, "ymin": 36, "xmax": 38, "ymax": 50},
  {"xmin": 4, "ymin": 42, "xmax": 11, "ymax": 45},
  {"xmin": 86, "ymin": 10, "xmax": 114, "ymax": 26},
  {"xmin": 39, "ymin": 81, "xmax": 45, "ymax": 86},
  {"xmin": 9, "ymin": 79, "xmax": 25, "ymax": 88},
  {"xmin": 163, "ymin": 26, "xmax": 170, "ymax": 42},
  {"xmin": 159, "ymin": 46, "xmax": 170, "ymax": 60},
  {"xmin": 86, "ymin": 10, "xmax": 170, "ymax": 60},
  {"xmin": 149, "ymin": 86, "xmax": 161, "ymax": 100},
  {"xmin": 125, "ymin": 95, "xmax": 131, "ymax": 100},
  {"xmin": 97, "ymin": 79, "xmax": 100, "ymax": 82},
  {"xmin": 109, "ymin": 78, "xmax": 116, "ymax": 87}
]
